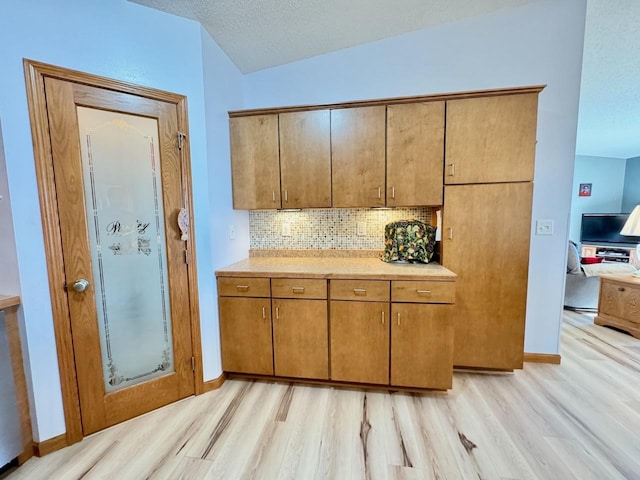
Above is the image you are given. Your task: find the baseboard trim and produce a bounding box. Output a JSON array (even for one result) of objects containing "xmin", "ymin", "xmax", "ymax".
[
  {"xmin": 17, "ymin": 445, "xmax": 34, "ymax": 465},
  {"xmin": 523, "ymin": 353, "xmax": 561, "ymax": 364},
  {"xmin": 34, "ymin": 433, "xmax": 68, "ymax": 457},
  {"xmin": 203, "ymin": 373, "xmax": 227, "ymax": 392}
]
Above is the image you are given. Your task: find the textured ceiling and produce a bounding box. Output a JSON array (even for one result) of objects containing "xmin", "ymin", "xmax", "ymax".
[
  {"xmin": 576, "ymin": 0, "xmax": 640, "ymax": 159},
  {"xmin": 129, "ymin": 0, "xmax": 640, "ymax": 159},
  {"xmin": 129, "ymin": 0, "xmax": 541, "ymax": 73}
]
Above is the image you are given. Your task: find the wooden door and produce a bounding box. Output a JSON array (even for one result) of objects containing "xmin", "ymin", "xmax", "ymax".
[
  {"xmin": 43, "ymin": 77, "xmax": 196, "ymax": 435},
  {"xmin": 229, "ymin": 114, "xmax": 281, "ymax": 209},
  {"xmin": 330, "ymin": 300, "xmax": 389, "ymax": 384},
  {"xmin": 279, "ymin": 110, "xmax": 331, "ymax": 208},
  {"xmin": 445, "ymin": 93, "xmax": 538, "ymax": 184},
  {"xmin": 219, "ymin": 297, "xmax": 273, "ymax": 375},
  {"xmin": 390, "ymin": 303, "xmax": 453, "ymax": 389},
  {"xmin": 331, "ymin": 106, "xmax": 386, "ymax": 207},
  {"xmin": 272, "ymin": 299, "xmax": 328, "ymax": 379},
  {"xmin": 387, "ymin": 102, "xmax": 445, "ymax": 206},
  {"xmin": 442, "ymin": 183, "xmax": 533, "ymax": 370}
]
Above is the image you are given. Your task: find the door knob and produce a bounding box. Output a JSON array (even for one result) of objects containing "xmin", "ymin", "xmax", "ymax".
[{"xmin": 72, "ymin": 279, "xmax": 90, "ymax": 292}]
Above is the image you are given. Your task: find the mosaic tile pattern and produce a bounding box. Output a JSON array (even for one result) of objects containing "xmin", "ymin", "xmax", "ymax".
[{"xmin": 249, "ymin": 207, "xmax": 433, "ymax": 250}]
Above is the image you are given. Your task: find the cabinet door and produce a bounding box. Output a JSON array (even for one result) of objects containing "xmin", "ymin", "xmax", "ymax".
[
  {"xmin": 219, "ymin": 297, "xmax": 273, "ymax": 375},
  {"xmin": 229, "ymin": 115, "xmax": 281, "ymax": 209},
  {"xmin": 279, "ymin": 110, "xmax": 331, "ymax": 208},
  {"xmin": 391, "ymin": 303, "xmax": 453, "ymax": 389},
  {"xmin": 331, "ymin": 106, "xmax": 386, "ymax": 207},
  {"xmin": 387, "ymin": 102, "xmax": 444, "ymax": 206},
  {"xmin": 442, "ymin": 183, "xmax": 533, "ymax": 370},
  {"xmin": 330, "ymin": 300, "xmax": 389, "ymax": 384},
  {"xmin": 272, "ymin": 299, "xmax": 329, "ymax": 379},
  {"xmin": 445, "ymin": 93, "xmax": 538, "ymax": 184}
]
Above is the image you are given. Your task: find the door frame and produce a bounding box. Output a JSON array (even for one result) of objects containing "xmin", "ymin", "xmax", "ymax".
[{"xmin": 23, "ymin": 59, "xmax": 204, "ymax": 446}]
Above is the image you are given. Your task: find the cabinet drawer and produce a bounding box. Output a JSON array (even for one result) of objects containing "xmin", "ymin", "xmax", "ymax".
[
  {"xmin": 217, "ymin": 277, "xmax": 270, "ymax": 297},
  {"xmin": 330, "ymin": 280, "xmax": 390, "ymax": 302},
  {"xmin": 391, "ymin": 280, "xmax": 456, "ymax": 304},
  {"xmin": 599, "ymin": 280, "xmax": 640, "ymax": 322},
  {"xmin": 271, "ymin": 278, "xmax": 327, "ymax": 299}
]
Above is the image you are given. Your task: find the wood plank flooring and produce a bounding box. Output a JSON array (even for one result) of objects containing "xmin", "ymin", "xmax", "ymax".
[{"xmin": 4, "ymin": 310, "xmax": 640, "ymax": 480}]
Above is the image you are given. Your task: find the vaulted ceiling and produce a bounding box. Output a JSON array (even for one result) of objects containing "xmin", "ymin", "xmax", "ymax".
[{"xmin": 129, "ymin": 0, "xmax": 640, "ymax": 159}]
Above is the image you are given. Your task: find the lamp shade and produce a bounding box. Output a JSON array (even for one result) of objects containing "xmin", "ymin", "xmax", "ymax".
[{"xmin": 621, "ymin": 205, "xmax": 640, "ymax": 236}]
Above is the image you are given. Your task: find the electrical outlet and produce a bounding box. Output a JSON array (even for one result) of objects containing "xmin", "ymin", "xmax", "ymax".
[
  {"xmin": 282, "ymin": 222, "xmax": 292, "ymax": 237},
  {"xmin": 536, "ymin": 219, "xmax": 554, "ymax": 235},
  {"xmin": 229, "ymin": 225, "xmax": 236, "ymax": 240},
  {"xmin": 357, "ymin": 222, "xmax": 367, "ymax": 236}
]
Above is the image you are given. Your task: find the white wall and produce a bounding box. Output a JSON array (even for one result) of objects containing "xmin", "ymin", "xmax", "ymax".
[
  {"xmin": 199, "ymin": 29, "xmax": 249, "ymax": 379},
  {"xmin": 622, "ymin": 156, "xmax": 640, "ymax": 213},
  {"xmin": 245, "ymin": 0, "xmax": 587, "ymax": 355},
  {"xmin": 569, "ymin": 155, "xmax": 627, "ymax": 242},
  {"xmin": 0, "ymin": 0, "xmax": 242, "ymax": 441}
]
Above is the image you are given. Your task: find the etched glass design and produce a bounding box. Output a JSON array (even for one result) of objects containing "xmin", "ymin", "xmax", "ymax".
[{"xmin": 77, "ymin": 107, "xmax": 174, "ymax": 393}]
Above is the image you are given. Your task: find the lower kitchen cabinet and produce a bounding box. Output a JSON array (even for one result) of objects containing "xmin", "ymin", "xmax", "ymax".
[
  {"xmin": 330, "ymin": 300, "xmax": 390, "ymax": 385},
  {"xmin": 216, "ymin": 271, "xmax": 456, "ymax": 391},
  {"xmin": 391, "ymin": 303, "xmax": 454, "ymax": 389},
  {"xmin": 218, "ymin": 297, "xmax": 273, "ymax": 375},
  {"xmin": 272, "ymin": 298, "xmax": 329, "ymax": 379}
]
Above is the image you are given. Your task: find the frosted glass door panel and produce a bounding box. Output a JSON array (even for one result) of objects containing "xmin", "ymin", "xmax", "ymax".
[{"xmin": 77, "ymin": 107, "xmax": 174, "ymax": 393}]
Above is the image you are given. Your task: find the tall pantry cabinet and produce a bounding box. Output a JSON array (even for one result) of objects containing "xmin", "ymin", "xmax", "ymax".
[{"xmin": 442, "ymin": 92, "xmax": 539, "ymax": 370}]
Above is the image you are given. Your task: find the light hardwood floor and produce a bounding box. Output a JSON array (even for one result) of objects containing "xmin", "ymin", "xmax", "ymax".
[{"xmin": 4, "ymin": 310, "xmax": 640, "ymax": 480}]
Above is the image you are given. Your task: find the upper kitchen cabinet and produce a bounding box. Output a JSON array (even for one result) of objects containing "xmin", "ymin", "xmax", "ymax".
[
  {"xmin": 279, "ymin": 110, "xmax": 331, "ymax": 208},
  {"xmin": 387, "ymin": 102, "xmax": 445, "ymax": 206},
  {"xmin": 445, "ymin": 93, "xmax": 539, "ymax": 184},
  {"xmin": 229, "ymin": 114, "xmax": 281, "ymax": 209},
  {"xmin": 331, "ymin": 106, "xmax": 386, "ymax": 207}
]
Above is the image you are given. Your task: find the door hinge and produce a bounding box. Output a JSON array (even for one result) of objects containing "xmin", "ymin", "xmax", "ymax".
[
  {"xmin": 177, "ymin": 132, "xmax": 187, "ymax": 150},
  {"xmin": 191, "ymin": 356, "xmax": 195, "ymax": 372}
]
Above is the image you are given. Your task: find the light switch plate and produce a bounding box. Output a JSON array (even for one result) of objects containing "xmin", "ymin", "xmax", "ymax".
[
  {"xmin": 536, "ymin": 219, "xmax": 554, "ymax": 235},
  {"xmin": 357, "ymin": 222, "xmax": 367, "ymax": 236}
]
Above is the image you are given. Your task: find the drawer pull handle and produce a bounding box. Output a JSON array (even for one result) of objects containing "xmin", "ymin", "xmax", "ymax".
[
  {"xmin": 292, "ymin": 286, "xmax": 305, "ymax": 293},
  {"xmin": 447, "ymin": 163, "xmax": 455, "ymax": 176},
  {"xmin": 381, "ymin": 311, "xmax": 385, "ymax": 325},
  {"xmin": 262, "ymin": 306, "xmax": 266, "ymax": 319},
  {"xmin": 397, "ymin": 312, "xmax": 401, "ymax": 326},
  {"xmin": 353, "ymin": 288, "xmax": 367, "ymax": 295},
  {"xmin": 618, "ymin": 287, "xmax": 625, "ymax": 292},
  {"xmin": 236, "ymin": 285, "xmax": 250, "ymax": 292},
  {"xmin": 416, "ymin": 290, "xmax": 432, "ymax": 294},
  {"xmin": 276, "ymin": 307, "xmax": 280, "ymax": 320}
]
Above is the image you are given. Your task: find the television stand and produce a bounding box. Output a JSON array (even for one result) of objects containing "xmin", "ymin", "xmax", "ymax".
[{"xmin": 581, "ymin": 244, "xmax": 640, "ymax": 268}]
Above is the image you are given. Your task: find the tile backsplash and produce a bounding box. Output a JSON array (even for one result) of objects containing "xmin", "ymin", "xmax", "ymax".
[{"xmin": 249, "ymin": 207, "xmax": 433, "ymax": 250}]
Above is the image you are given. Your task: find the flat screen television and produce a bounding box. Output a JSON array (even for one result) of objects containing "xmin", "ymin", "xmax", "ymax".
[{"xmin": 580, "ymin": 213, "xmax": 640, "ymax": 245}]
